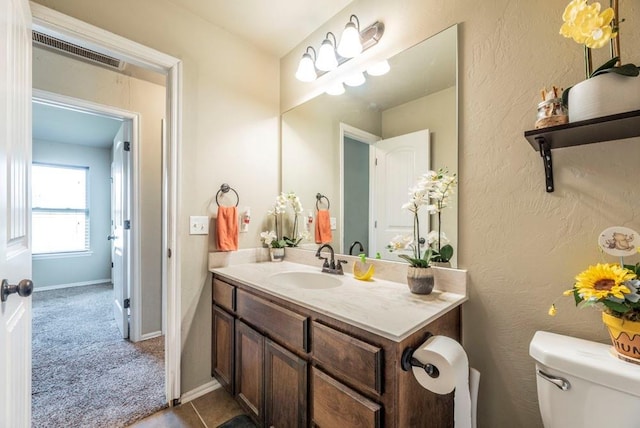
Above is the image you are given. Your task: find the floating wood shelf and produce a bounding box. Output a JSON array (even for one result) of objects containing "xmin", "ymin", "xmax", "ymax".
[{"xmin": 524, "ymin": 109, "xmax": 640, "ymax": 192}]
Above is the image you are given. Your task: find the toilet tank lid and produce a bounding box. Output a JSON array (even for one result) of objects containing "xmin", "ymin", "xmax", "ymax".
[{"xmin": 530, "ymin": 331, "xmax": 640, "ymax": 397}]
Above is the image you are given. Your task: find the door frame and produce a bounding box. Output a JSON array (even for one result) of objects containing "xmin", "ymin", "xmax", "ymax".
[
  {"xmin": 33, "ymin": 91, "xmax": 140, "ymax": 340},
  {"xmin": 339, "ymin": 123, "xmax": 380, "ymax": 255},
  {"xmin": 30, "ymin": 2, "xmax": 182, "ymax": 404}
]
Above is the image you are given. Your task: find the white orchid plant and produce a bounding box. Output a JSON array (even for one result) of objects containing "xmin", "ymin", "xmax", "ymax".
[
  {"xmin": 261, "ymin": 191, "xmax": 307, "ymax": 248},
  {"xmin": 387, "ymin": 168, "xmax": 457, "ymax": 268}
]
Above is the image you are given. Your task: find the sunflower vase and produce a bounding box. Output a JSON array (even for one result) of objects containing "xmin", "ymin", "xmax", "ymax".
[{"xmin": 602, "ymin": 312, "xmax": 640, "ymax": 363}]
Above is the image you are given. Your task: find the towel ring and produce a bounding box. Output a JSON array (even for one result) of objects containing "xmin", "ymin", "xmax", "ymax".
[
  {"xmin": 216, "ymin": 183, "xmax": 239, "ymax": 207},
  {"xmin": 316, "ymin": 193, "xmax": 330, "ymax": 210}
]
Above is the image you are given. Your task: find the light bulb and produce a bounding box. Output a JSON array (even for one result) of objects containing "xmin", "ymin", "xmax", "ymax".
[
  {"xmin": 316, "ymin": 39, "xmax": 338, "ymax": 71},
  {"xmin": 326, "ymin": 82, "xmax": 345, "ymax": 95},
  {"xmin": 337, "ymin": 22, "xmax": 362, "ymax": 58},
  {"xmin": 344, "ymin": 72, "xmax": 365, "ymax": 87},
  {"xmin": 366, "ymin": 60, "xmax": 390, "ymax": 76},
  {"xmin": 295, "ymin": 52, "xmax": 317, "ymax": 82}
]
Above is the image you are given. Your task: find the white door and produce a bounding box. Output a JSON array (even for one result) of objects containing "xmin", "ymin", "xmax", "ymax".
[
  {"xmin": 373, "ymin": 130, "xmax": 430, "ymax": 261},
  {"xmin": 0, "ymin": 0, "xmax": 33, "ymax": 426},
  {"xmin": 111, "ymin": 123, "xmax": 130, "ymax": 339}
]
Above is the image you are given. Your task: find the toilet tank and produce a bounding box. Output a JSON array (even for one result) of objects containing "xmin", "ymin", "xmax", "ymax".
[{"xmin": 530, "ymin": 331, "xmax": 640, "ymax": 428}]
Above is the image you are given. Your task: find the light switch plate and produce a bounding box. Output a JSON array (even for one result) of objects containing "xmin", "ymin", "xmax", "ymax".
[
  {"xmin": 189, "ymin": 216, "xmax": 209, "ymax": 235},
  {"xmin": 330, "ymin": 217, "xmax": 337, "ymax": 230}
]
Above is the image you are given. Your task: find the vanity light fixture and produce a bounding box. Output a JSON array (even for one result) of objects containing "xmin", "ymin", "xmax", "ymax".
[
  {"xmin": 294, "ymin": 16, "xmax": 384, "ymax": 83},
  {"xmin": 295, "ymin": 46, "xmax": 317, "ymax": 82},
  {"xmin": 325, "ymin": 82, "xmax": 345, "ymax": 95},
  {"xmin": 337, "ymin": 15, "xmax": 363, "ymax": 58},
  {"xmin": 366, "ymin": 59, "xmax": 390, "ymax": 76},
  {"xmin": 315, "ymin": 32, "xmax": 339, "ymax": 71},
  {"xmin": 344, "ymin": 72, "xmax": 366, "ymax": 87}
]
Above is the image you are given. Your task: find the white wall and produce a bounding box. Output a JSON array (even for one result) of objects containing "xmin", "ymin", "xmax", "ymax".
[
  {"xmin": 281, "ymin": 1, "xmax": 640, "ymax": 427},
  {"xmin": 32, "ymin": 46, "xmax": 166, "ymax": 337},
  {"xmin": 32, "ymin": 140, "xmax": 111, "ymax": 288}
]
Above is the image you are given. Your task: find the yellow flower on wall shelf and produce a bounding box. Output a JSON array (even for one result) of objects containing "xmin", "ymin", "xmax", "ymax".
[{"xmin": 560, "ymin": 0, "xmax": 616, "ymax": 49}]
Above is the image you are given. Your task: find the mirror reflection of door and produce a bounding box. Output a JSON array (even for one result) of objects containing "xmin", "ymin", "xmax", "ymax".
[
  {"xmin": 111, "ymin": 122, "xmax": 132, "ymax": 339},
  {"xmin": 373, "ymin": 129, "xmax": 430, "ymax": 261},
  {"xmin": 341, "ymin": 125, "xmax": 379, "ymax": 255}
]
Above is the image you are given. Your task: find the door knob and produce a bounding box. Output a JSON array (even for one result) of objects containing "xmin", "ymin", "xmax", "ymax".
[
  {"xmin": 107, "ymin": 235, "xmax": 117, "ymax": 240},
  {"xmin": 1, "ymin": 279, "xmax": 34, "ymax": 302}
]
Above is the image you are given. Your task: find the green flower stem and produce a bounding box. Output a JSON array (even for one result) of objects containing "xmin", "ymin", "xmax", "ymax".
[
  {"xmin": 584, "ymin": 45, "xmax": 593, "ymax": 79},
  {"xmin": 413, "ymin": 206, "xmax": 420, "ymax": 260}
]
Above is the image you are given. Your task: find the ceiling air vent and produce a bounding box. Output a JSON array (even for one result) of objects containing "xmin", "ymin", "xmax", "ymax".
[{"xmin": 32, "ymin": 31, "xmax": 124, "ymax": 70}]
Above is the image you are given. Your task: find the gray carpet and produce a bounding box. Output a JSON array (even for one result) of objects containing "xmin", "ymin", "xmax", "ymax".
[{"xmin": 32, "ymin": 283, "xmax": 167, "ymax": 428}]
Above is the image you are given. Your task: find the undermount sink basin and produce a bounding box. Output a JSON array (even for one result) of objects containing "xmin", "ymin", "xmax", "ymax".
[{"xmin": 267, "ymin": 271, "xmax": 342, "ymax": 290}]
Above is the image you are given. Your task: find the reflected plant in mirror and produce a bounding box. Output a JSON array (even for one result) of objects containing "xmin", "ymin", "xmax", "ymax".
[
  {"xmin": 262, "ymin": 192, "xmax": 308, "ymax": 248},
  {"xmin": 387, "ymin": 168, "xmax": 457, "ymax": 267}
]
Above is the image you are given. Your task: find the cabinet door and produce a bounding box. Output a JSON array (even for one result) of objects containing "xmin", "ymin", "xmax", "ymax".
[
  {"xmin": 236, "ymin": 320, "xmax": 265, "ymax": 423},
  {"xmin": 265, "ymin": 339, "xmax": 307, "ymax": 428},
  {"xmin": 312, "ymin": 367, "xmax": 382, "ymax": 428},
  {"xmin": 212, "ymin": 305, "xmax": 235, "ymax": 394}
]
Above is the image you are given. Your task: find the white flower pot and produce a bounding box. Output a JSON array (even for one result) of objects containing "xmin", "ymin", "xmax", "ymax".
[
  {"xmin": 568, "ymin": 73, "xmax": 640, "ymax": 122},
  {"xmin": 269, "ymin": 247, "xmax": 285, "ymax": 262}
]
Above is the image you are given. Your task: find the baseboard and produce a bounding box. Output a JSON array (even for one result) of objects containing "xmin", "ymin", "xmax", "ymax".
[
  {"xmin": 34, "ymin": 279, "xmax": 112, "ymax": 292},
  {"xmin": 180, "ymin": 379, "xmax": 221, "ymax": 404},
  {"xmin": 139, "ymin": 331, "xmax": 162, "ymax": 341}
]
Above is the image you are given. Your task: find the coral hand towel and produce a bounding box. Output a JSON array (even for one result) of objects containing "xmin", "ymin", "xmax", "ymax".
[
  {"xmin": 315, "ymin": 209, "xmax": 332, "ymax": 244},
  {"xmin": 216, "ymin": 206, "xmax": 238, "ymax": 251}
]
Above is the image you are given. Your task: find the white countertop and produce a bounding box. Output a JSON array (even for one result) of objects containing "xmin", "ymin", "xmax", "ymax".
[{"xmin": 211, "ymin": 261, "xmax": 467, "ymax": 342}]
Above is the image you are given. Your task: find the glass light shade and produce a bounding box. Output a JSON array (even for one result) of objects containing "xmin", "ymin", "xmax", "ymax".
[
  {"xmin": 366, "ymin": 60, "xmax": 390, "ymax": 76},
  {"xmin": 344, "ymin": 72, "xmax": 365, "ymax": 87},
  {"xmin": 326, "ymin": 82, "xmax": 345, "ymax": 95},
  {"xmin": 295, "ymin": 53, "xmax": 317, "ymax": 82},
  {"xmin": 337, "ymin": 22, "xmax": 362, "ymax": 58},
  {"xmin": 316, "ymin": 40, "xmax": 338, "ymax": 71}
]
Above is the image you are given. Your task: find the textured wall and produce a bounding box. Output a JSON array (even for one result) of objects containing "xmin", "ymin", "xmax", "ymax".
[{"xmin": 281, "ymin": 1, "xmax": 640, "ymax": 427}]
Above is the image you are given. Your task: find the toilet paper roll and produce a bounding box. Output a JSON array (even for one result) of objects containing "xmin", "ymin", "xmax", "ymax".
[{"xmin": 412, "ymin": 335, "xmax": 472, "ymax": 428}]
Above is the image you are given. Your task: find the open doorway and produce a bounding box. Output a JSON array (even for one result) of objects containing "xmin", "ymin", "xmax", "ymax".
[{"xmin": 30, "ymin": 93, "xmax": 167, "ymax": 425}]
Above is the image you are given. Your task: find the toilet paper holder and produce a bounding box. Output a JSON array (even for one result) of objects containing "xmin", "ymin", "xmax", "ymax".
[{"xmin": 400, "ymin": 332, "xmax": 440, "ymax": 378}]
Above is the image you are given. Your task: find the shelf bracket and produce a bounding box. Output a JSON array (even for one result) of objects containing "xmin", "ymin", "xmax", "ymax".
[{"xmin": 536, "ymin": 137, "xmax": 554, "ymax": 193}]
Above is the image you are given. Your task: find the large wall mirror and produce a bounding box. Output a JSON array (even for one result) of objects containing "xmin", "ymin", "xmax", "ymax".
[{"xmin": 282, "ymin": 24, "xmax": 458, "ymax": 266}]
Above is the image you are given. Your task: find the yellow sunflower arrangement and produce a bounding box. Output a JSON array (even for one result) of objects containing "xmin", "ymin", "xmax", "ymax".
[{"xmin": 550, "ymin": 263, "xmax": 640, "ymax": 321}]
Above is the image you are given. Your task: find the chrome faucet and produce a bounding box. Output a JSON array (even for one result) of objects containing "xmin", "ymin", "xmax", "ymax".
[
  {"xmin": 349, "ymin": 241, "xmax": 365, "ymax": 256},
  {"xmin": 315, "ymin": 244, "xmax": 347, "ymax": 275}
]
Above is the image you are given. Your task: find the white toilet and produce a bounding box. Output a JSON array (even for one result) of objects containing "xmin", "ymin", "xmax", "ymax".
[{"xmin": 529, "ymin": 330, "xmax": 640, "ymax": 428}]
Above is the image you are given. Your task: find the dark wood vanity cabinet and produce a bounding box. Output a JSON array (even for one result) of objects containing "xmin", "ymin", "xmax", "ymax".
[
  {"xmin": 212, "ymin": 305, "xmax": 234, "ymax": 393},
  {"xmin": 235, "ymin": 320, "xmax": 265, "ymax": 421},
  {"xmin": 212, "ymin": 274, "xmax": 461, "ymax": 428},
  {"xmin": 264, "ymin": 339, "xmax": 308, "ymax": 427}
]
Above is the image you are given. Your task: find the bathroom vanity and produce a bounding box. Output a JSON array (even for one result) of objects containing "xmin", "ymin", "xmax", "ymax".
[{"xmin": 210, "ymin": 261, "xmax": 466, "ymax": 427}]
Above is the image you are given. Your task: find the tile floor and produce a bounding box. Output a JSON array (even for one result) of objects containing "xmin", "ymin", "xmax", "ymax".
[{"xmin": 128, "ymin": 388, "xmax": 245, "ymax": 428}]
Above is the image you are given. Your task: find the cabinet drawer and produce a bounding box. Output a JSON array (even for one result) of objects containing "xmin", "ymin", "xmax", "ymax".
[
  {"xmin": 312, "ymin": 367, "xmax": 381, "ymax": 428},
  {"xmin": 236, "ymin": 289, "xmax": 309, "ymax": 352},
  {"xmin": 213, "ymin": 278, "xmax": 235, "ymax": 312},
  {"xmin": 312, "ymin": 322, "xmax": 383, "ymax": 395}
]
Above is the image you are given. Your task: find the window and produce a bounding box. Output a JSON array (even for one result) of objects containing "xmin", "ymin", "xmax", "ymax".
[{"xmin": 32, "ymin": 163, "xmax": 90, "ymax": 255}]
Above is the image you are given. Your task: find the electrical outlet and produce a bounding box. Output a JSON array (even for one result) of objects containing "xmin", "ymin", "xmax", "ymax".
[
  {"xmin": 189, "ymin": 216, "xmax": 209, "ymax": 235},
  {"xmin": 330, "ymin": 217, "xmax": 337, "ymax": 230}
]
